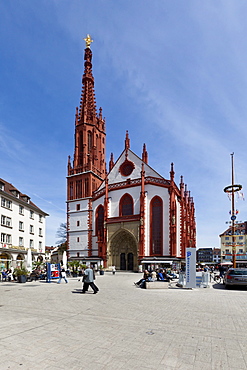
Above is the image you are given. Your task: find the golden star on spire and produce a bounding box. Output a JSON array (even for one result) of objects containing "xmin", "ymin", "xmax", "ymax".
[{"xmin": 84, "ymin": 34, "xmax": 94, "ymax": 48}]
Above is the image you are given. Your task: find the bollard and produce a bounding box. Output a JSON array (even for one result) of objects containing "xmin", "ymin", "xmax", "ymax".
[
  {"xmin": 178, "ymin": 272, "xmax": 186, "ymax": 286},
  {"xmin": 201, "ymin": 272, "xmax": 210, "ymax": 288}
]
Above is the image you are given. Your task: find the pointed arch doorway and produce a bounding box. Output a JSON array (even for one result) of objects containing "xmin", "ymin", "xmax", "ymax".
[{"xmin": 109, "ymin": 230, "xmax": 138, "ymax": 271}]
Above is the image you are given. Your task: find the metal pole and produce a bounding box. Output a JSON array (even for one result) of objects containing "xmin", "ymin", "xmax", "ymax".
[{"xmin": 231, "ymin": 153, "xmax": 236, "ymax": 268}]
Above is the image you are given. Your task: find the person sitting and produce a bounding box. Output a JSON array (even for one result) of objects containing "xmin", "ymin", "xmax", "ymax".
[
  {"xmin": 6, "ymin": 268, "xmax": 13, "ymax": 281},
  {"xmin": 31, "ymin": 269, "xmax": 40, "ymax": 281},
  {"xmin": 1, "ymin": 270, "xmax": 8, "ymax": 281},
  {"xmin": 150, "ymin": 270, "xmax": 157, "ymax": 281},
  {"xmin": 157, "ymin": 269, "xmax": 165, "ymax": 281},
  {"xmin": 167, "ymin": 269, "xmax": 177, "ymax": 279},
  {"xmin": 134, "ymin": 270, "xmax": 150, "ymax": 288},
  {"xmin": 162, "ymin": 269, "xmax": 172, "ymax": 282}
]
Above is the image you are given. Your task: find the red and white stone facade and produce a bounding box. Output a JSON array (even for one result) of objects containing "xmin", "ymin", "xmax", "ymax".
[{"xmin": 67, "ymin": 42, "xmax": 196, "ymax": 271}]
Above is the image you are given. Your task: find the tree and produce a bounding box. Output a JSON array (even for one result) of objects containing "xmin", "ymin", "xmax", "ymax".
[{"xmin": 56, "ymin": 222, "xmax": 67, "ymax": 245}]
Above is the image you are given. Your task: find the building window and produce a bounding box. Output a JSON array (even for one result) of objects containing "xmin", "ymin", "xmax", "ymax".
[
  {"xmin": 30, "ymin": 225, "xmax": 34, "ymax": 234},
  {"xmin": 76, "ymin": 204, "xmax": 80, "ymax": 211},
  {"xmin": 119, "ymin": 194, "xmax": 133, "ymax": 216},
  {"xmin": 30, "ymin": 239, "xmax": 34, "ymax": 248},
  {"xmin": 119, "ymin": 159, "xmax": 135, "ymax": 177},
  {"xmin": 1, "ymin": 215, "xmax": 12, "ymax": 227},
  {"xmin": 88, "ymin": 131, "xmax": 92, "ymax": 153},
  {"xmin": 77, "ymin": 237, "xmax": 80, "ymax": 242},
  {"xmin": 239, "ymin": 249, "xmax": 243, "ymax": 254},
  {"xmin": 39, "ymin": 241, "xmax": 42, "ymax": 251},
  {"xmin": 1, "ymin": 197, "xmax": 12, "ymax": 210},
  {"xmin": 150, "ymin": 196, "xmax": 163, "ymax": 255},
  {"xmin": 19, "ymin": 237, "xmax": 23, "ymax": 247},
  {"xmin": 79, "ymin": 132, "xmax": 84, "ymax": 164},
  {"xmin": 225, "ymin": 237, "xmax": 229, "ymax": 240},
  {"xmin": 19, "ymin": 205, "xmax": 24, "ymax": 215},
  {"xmin": 69, "ymin": 182, "xmax": 74, "ymax": 200},
  {"xmin": 92, "ymin": 179, "xmax": 96, "ymax": 192},
  {"xmin": 239, "ymin": 236, "xmax": 243, "ymax": 240},
  {"xmin": 19, "ymin": 221, "xmax": 24, "ymax": 231},
  {"xmin": 85, "ymin": 178, "xmax": 89, "ymax": 197},
  {"xmin": 77, "ymin": 221, "xmax": 80, "ymax": 227},
  {"xmin": 76, "ymin": 180, "xmax": 82, "ymax": 199},
  {"xmin": 30, "ymin": 210, "xmax": 34, "ymax": 219},
  {"xmin": 1, "ymin": 233, "xmax": 11, "ymax": 244},
  {"xmin": 39, "ymin": 228, "xmax": 42, "ymax": 237},
  {"xmin": 39, "ymin": 215, "xmax": 43, "ymax": 223},
  {"xmin": 96, "ymin": 205, "xmax": 104, "ymax": 241}
]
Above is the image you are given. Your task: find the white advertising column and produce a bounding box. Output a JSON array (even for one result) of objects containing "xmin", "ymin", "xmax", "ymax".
[{"xmin": 185, "ymin": 248, "xmax": 196, "ymax": 288}]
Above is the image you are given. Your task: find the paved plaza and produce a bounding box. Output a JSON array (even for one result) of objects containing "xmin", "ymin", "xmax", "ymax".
[{"xmin": 1, "ymin": 272, "xmax": 247, "ymax": 370}]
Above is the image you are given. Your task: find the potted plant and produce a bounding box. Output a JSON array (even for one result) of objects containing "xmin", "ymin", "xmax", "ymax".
[
  {"xmin": 14, "ymin": 268, "xmax": 28, "ymax": 283},
  {"xmin": 99, "ymin": 265, "xmax": 104, "ymax": 275},
  {"xmin": 68, "ymin": 261, "xmax": 79, "ymax": 277}
]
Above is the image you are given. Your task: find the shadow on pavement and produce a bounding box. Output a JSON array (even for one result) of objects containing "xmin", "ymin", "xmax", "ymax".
[
  {"xmin": 212, "ymin": 283, "xmax": 226, "ymax": 290},
  {"xmin": 72, "ymin": 289, "xmax": 83, "ymax": 294},
  {"xmin": 212, "ymin": 283, "xmax": 247, "ymax": 291}
]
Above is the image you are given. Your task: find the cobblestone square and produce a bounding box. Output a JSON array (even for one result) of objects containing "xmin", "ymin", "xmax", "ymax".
[{"xmin": 1, "ymin": 273, "xmax": 247, "ymax": 369}]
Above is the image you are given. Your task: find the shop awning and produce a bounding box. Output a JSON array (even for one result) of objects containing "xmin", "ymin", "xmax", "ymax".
[{"xmin": 141, "ymin": 260, "xmax": 172, "ymax": 264}]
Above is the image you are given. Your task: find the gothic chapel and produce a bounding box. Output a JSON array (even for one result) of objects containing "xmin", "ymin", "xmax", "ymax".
[{"xmin": 67, "ymin": 36, "xmax": 196, "ymax": 271}]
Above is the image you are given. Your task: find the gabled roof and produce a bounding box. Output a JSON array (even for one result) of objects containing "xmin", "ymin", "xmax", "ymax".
[
  {"xmin": 0, "ymin": 178, "xmax": 49, "ymax": 215},
  {"xmin": 98, "ymin": 148, "xmax": 168, "ymax": 191},
  {"xmin": 219, "ymin": 221, "xmax": 247, "ymax": 237}
]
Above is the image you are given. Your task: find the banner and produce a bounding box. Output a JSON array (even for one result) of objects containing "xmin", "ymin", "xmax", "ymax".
[{"xmin": 185, "ymin": 248, "xmax": 196, "ymax": 288}]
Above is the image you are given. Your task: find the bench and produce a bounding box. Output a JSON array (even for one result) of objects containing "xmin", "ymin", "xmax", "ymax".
[{"xmin": 146, "ymin": 281, "xmax": 169, "ymax": 289}]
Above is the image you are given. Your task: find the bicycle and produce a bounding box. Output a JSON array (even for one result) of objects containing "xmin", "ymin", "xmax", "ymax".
[{"xmin": 213, "ymin": 273, "xmax": 222, "ymax": 284}]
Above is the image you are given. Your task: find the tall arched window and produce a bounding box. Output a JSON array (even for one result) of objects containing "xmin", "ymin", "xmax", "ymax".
[
  {"xmin": 79, "ymin": 132, "xmax": 84, "ymax": 165},
  {"xmin": 119, "ymin": 193, "xmax": 133, "ymax": 216},
  {"xmin": 84, "ymin": 178, "xmax": 89, "ymax": 197},
  {"xmin": 150, "ymin": 196, "xmax": 163, "ymax": 255},
  {"xmin": 96, "ymin": 205, "xmax": 104, "ymax": 241},
  {"xmin": 88, "ymin": 131, "xmax": 92, "ymax": 153}
]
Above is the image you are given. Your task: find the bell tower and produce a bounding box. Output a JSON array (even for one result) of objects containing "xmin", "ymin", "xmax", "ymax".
[{"xmin": 67, "ymin": 35, "xmax": 106, "ymax": 201}]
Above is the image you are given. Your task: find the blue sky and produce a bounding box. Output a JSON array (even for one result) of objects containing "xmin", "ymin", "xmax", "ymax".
[{"xmin": 1, "ymin": 1, "xmax": 247, "ymax": 247}]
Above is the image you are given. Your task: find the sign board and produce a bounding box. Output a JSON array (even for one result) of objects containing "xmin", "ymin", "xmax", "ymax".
[
  {"xmin": 46, "ymin": 263, "xmax": 60, "ymax": 283},
  {"xmin": 185, "ymin": 248, "xmax": 196, "ymax": 288}
]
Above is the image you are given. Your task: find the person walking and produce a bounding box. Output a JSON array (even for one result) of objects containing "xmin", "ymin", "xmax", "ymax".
[
  {"xmin": 57, "ymin": 267, "xmax": 68, "ymax": 284},
  {"xmin": 81, "ymin": 265, "xmax": 99, "ymax": 294}
]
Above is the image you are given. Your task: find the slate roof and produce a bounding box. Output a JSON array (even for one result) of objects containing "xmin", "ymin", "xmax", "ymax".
[{"xmin": 0, "ymin": 178, "xmax": 48, "ymax": 215}]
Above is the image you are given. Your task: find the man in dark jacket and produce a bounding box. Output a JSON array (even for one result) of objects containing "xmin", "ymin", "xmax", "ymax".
[{"xmin": 81, "ymin": 266, "xmax": 99, "ymax": 294}]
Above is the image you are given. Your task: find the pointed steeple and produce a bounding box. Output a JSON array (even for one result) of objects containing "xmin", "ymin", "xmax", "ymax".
[
  {"xmin": 142, "ymin": 143, "xmax": 148, "ymax": 164},
  {"xmin": 109, "ymin": 152, "xmax": 114, "ymax": 172},
  {"xmin": 125, "ymin": 130, "xmax": 130, "ymax": 153},
  {"xmin": 78, "ymin": 43, "xmax": 97, "ymax": 124},
  {"xmin": 170, "ymin": 162, "xmax": 175, "ymax": 182},
  {"xmin": 180, "ymin": 175, "xmax": 184, "ymax": 198}
]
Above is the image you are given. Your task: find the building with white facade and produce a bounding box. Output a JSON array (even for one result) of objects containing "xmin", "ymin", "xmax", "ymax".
[
  {"xmin": 66, "ymin": 38, "xmax": 196, "ymax": 271},
  {"xmin": 0, "ymin": 178, "xmax": 48, "ymax": 270}
]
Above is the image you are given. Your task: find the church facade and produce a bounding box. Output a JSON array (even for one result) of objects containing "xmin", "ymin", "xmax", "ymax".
[{"xmin": 67, "ymin": 37, "xmax": 196, "ymax": 271}]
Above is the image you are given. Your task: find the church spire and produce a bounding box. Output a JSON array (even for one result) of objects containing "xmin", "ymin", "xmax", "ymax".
[
  {"xmin": 78, "ymin": 35, "xmax": 97, "ymax": 124},
  {"xmin": 68, "ymin": 36, "xmax": 106, "ymax": 198}
]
